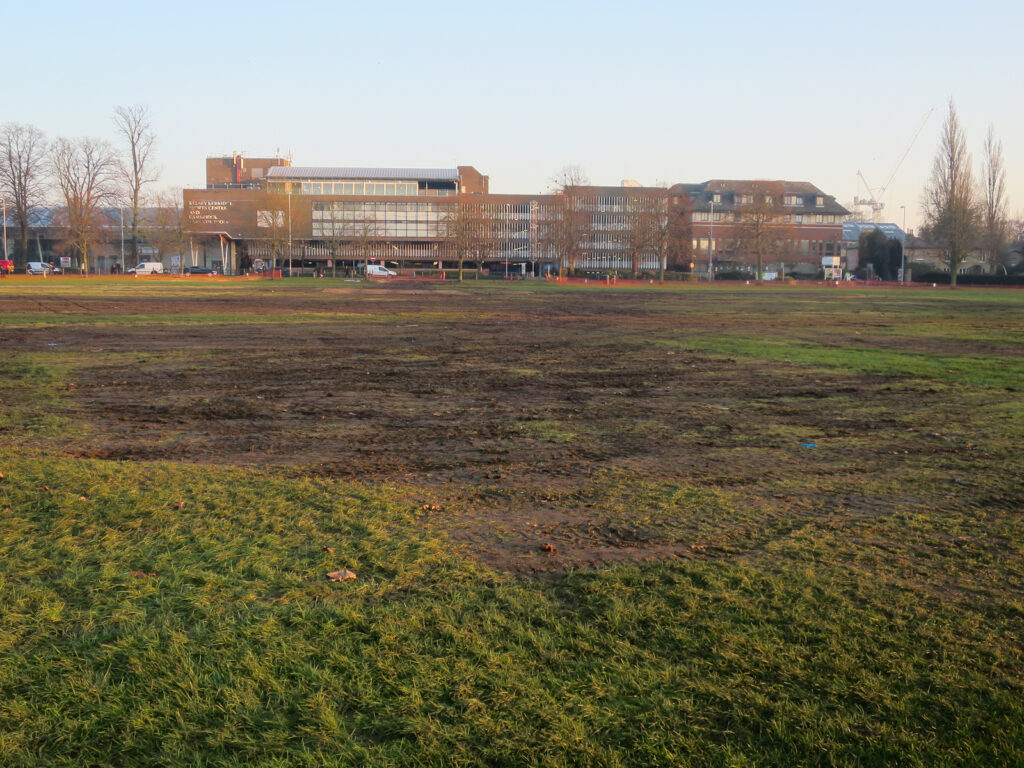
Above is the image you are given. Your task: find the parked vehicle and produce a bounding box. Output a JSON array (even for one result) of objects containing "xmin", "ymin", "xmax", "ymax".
[
  {"xmin": 366, "ymin": 264, "xmax": 397, "ymax": 277},
  {"xmin": 184, "ymin": 265, "xmax": 217, "ymax": 275},
  {"xmin": 127, "ymin": 262, "xmax": 164, "ymax": 275},
  {"xmin": 0, "ymin": 259, "xmax": 14, "ymax": 274},
  {"xmin": 26, "ymin": 261, "xmax": 53, "ymax": 275}
]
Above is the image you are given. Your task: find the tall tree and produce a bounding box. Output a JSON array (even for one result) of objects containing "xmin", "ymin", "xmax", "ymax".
[
  {"xmin": 980, "ymin": 124, "xmax": 1008, "ymax": 270},
  {"xmin": 730, "ymin": 183, "xmax": 795, "ymax": 279},
  {"xmin": 922, "ymin": 100, "xmax": 978, "ymax": 287},
  {"xmin": 255, "ymin": 189, "xmax": 292, "ymax": 270},
  {"xmin": 0, "ymin": 123, "xmax": 48, "ymax": 267},
  {"xmin": 859, "ymin": 228, "xmax": 902, "ymax": 281},
  {"xmin": 49, "ymin": 137, "xmax": 119, "ymax": 274},
  {"xmin": 141, "ymin": 189, "xmax": 188, "ymax": 271},
  {"xmin": 113, "ymin": 105, "xmax": 158, "ymax": 265},
  {"xmin": 543, "ymin": 166, "xmax": 593, "ymax": 276},
  {"xmin": 618, "ymin": 191, "xmax": 666, "ymax": 276},
  {"xmin": 441, "ymin": 197, "xmax": 497, "ymax": 281}
]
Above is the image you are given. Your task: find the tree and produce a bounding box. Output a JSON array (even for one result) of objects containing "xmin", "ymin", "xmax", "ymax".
[
  {"xmin": 618, "ymin": 191, "xmax": 666, "ymax": 276},
  {"xmin": 49, "ymin": 137, "xmax": 119, "ymax": 273},
  {"xmin": 0, "ymin": 123, "xmax": 48, "ymax": 267},
  {"xmin": 140, "ymin": 189, "xmax": 188, "ymax": 270},
  {"xmin": 922, "ymin": 100, "xmax": 978, "ymax": 287},
  {"xmin": 730, "ymin": 183, "xmax": 796, "ymax": 279},
  {"xmin": 543, "ymin": 166, "xmax": 593, "ymax": 276},
  {"xmin": 255, "ymin": 189, "xmax": 292, "ymax": 270},
  {"xmin": 441, "ymin": 197, "xmax": 497, "ymax": 281},
  {"xmin": 113, "ymin": 105, "xmax": 158, "ymax": 265},
  {"xmin": 980, "ymin": 124, "xmax": 1008, "ymax": 270},
  {"xmin": 859, "ymin": 228, "xmax": 902, "ymax": 281}
]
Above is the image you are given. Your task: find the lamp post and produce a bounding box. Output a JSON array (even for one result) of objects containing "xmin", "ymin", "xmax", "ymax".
[
  {"xmin": 707, "ymin": 199, "xmax": 715, "ymax": 281},
  {"xmin": 900, "ymin": 205, "xmax": 906, "ymax": 284},
  {"xmin": 120, "ymin": 207, "xmax": 125, "ymax": 272},
  {"xmin": 2, "ymin": 197, "xmax": 7, "ymax": 261},
  {"xmin": 287, "ymin": 189, "xmax": 293, "ymax": 276}
]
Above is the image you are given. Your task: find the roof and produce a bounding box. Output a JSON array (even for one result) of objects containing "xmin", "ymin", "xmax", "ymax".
[
  {"xmin": 670, "ymin": 179, "xmax": 850, "ymax": 216},
  {"xmin": 266, "ymin": 166, "xmax": 459, "ymax": 181},
  {"xmin": 842, "ymin": 222, "xmax": 906, "ymax": 242}
]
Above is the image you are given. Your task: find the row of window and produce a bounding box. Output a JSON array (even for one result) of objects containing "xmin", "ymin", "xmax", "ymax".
[
  {"xmin": 270, "ymin": 181, "xmax": 458, "ymax": 197},
  {"xmin": 709, "ymin": 193, "xmax": 826, "ymax": 207},
  {"xmin": 693, "ymin": 212, "xmax": 840, "ymax": 224},
  {"xmin": 313, "ymin": 222, "xmax": 444, "ymax": 238}
]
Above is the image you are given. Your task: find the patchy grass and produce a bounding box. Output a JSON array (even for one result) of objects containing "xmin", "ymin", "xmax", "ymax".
[{"xmin": 1, "ymin": 281, "xmax": 1022, "ymax": 766}]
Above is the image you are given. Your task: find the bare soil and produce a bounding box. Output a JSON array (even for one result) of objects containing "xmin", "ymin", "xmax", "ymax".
[{"xmin": 4, "ymin": 282, "xmax": 1015, "ymax": 575}]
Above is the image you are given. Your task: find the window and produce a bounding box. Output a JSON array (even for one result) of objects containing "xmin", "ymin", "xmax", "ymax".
[
  {"xmin": 712, "ymin": 193, "xmax": 721, "ymax": 204},
  {"xmin": 784, "ymin": 195, "xmax": 801, "ymax": 206},
  {"xmin": 816, "ymin": 196, "xmax": 824, "ymax": 207}
]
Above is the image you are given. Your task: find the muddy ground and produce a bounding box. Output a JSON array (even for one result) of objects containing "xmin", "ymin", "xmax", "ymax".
[{"xmin": 3, "ymin": 282, "xmax": 1016, "ymax": 575}]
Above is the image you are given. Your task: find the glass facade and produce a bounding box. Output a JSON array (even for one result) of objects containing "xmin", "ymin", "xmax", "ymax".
[{"xmin": 312, "ymin": 201, "xmax": 451, "ymax": 238}]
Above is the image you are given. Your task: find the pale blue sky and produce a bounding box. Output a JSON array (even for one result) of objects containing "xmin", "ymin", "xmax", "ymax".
[{"xmin": 7, "ymin": 0, "xmax": 1021, "ymax": 231}]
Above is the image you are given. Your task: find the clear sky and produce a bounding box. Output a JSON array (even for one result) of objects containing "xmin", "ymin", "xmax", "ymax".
[{"xmin": 7, "ymin": 0, "xmax": 1021, "ymax": 232}]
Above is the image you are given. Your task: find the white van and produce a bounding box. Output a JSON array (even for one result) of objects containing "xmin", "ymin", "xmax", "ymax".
[
  {"xmin": 366, "ymin": 264, "xmax": 397, "ymax": 278},
  {"xmin": 128, "ymin": 262, "xmax": 164, "ymax": 275},
  {"xmin": 26, "ymin": 261, "xmax": 53, "ymax": 275}
]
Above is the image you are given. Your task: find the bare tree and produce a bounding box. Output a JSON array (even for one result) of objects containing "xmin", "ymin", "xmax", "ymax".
[
  {"xmin": 618, "ymin": 190, "xmax": 671, "ymax": 277},
  {"xmin": 441, "ymin": 196, "xmax": 497, "ymax": 281},
  {"xmin": 922, "ymin": 100, "xmax": 978, "ymax": 287},
  {"xmin": 980, "ymin": 124, "xmax": 1008, "ymax": 271},
  {"xmin": 255, "ymin": 189, "xmax": 292, "ymax": 270},
  {"xmin": 50, "ymin": 137, "xmax": 119, "ymax": 273},
  {"xmin": 141, "ymin": 189, "xmax": 188, "ymax": 270},
  {"xmin": 730, "ymin": 183, "xmax": 796, "ymax": 280},
  {"xmin": 0, "ymin": 123, "xmax": 48, "ymax": 267},
  {"xmin": 113, "ymin": 105, "xmax": 158, "ymax": 265},
  {"xmin": 543, "ymin": 165, "xmax": 593, "ymax": 276}
]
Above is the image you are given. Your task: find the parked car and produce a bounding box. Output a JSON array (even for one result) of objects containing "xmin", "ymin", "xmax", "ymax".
[
  {"xmin": 366, "ymin": 264, "xmax": 397, "ymax": 278},
  {"xmin": 127, "ymin": 262, "xmax": 164, "ymax": 275},
  {"xmin": 0, "ymin": 259, "xmax": 15, "ymax": 274},
  {"xmin": 184, "ymin": 265, "xmax": 218, "ymax": 275}
]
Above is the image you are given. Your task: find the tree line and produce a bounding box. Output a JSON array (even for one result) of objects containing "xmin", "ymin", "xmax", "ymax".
[
  {"xmin": 0, "ymin": 107, "xmax": 186, "ymax": 271},
  {"xmin": 920, "ymin": 100, "xmax": 1018, "ymax": 286}
]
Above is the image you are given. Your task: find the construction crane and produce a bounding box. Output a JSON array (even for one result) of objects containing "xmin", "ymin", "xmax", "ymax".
[{"xmin": 855, "ymin": 108, "xmax": 935, "ymax": 222}]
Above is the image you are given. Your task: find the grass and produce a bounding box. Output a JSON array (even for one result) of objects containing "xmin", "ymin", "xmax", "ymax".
[{"xmin": 1, "ymin": 280, "xmax": 1022, "ymax": 766}]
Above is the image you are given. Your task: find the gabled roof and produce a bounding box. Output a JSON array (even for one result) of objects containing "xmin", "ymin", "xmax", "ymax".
[
  {"xmin": 266, "ymin": 166, "xmax": 459, "ymax": 181},
  {"xmin": 669, "ymin": 179, "xmax": 849, "ymax": 216}
]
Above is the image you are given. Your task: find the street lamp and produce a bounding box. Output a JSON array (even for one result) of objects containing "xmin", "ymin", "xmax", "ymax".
[
  {"xmin": 2, "ymin": 197, "xmax": 7, "ymax": 261},
  {"xmin": 707, "ymin": 199, "xmax": 715, "ymax": 281},
  {"xmin": 120, "ymin": 207, "xmax": 125, "ymax": 271},
  {"xmin": 900, "ymin": 205, "xmax": 907, "ymax": 284}
]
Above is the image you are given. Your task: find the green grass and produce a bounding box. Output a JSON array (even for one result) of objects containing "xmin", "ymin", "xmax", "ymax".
[
  {"xmin": 1, "ymin": 281, "xmax": 1022, "ymax": 766},
  {"xmin": 2, "ymin": 456, "xmax": 1021, "ymax": 767}
]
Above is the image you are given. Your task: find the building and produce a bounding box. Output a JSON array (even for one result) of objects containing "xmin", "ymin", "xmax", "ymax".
[
  {"xmin": 181, "ymin": 154, "xmax": 847, "ymax": 278},
  {"xmin": 676, "ymin": 180, "xmax": 849, "ymax": 278},
  {"xmin": 183, "ymin": 156, "xmax": 679, "ymax": 275}
]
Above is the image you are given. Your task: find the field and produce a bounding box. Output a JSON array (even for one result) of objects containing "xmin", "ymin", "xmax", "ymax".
[{"xmin": 1, "ymin": 276, "xmax": 1022, "ymax": 766}]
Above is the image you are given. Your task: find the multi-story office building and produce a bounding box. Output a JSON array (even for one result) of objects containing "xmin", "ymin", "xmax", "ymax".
[
  {"xmin": 182, "ymin": 155, "xmax": 847, "ymax": 277},
  {"xmin": 679, "ymin": 180, "xmax": 849, "ymax": 277}
]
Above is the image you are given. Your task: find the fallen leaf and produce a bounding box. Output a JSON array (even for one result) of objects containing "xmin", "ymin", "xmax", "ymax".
[
  {"xmin": 327, "ymin": 569, "xmax": 357, "ymax": 582},
  {"xmin": 78, "ymin": 496, "xmax": 87, "ymax": 501},
  {"xmin": 130, "ymin": 570, "xmax": 156, "ymax": 578},
  {"xmin": 541, "ymin": 544, "xmax": 556, "ymax": 553},
  {"xmin": 173, "ymin": 501, "xmax": 186, "ymax": 510},
  {"xmin": 322, "ymin": 546, "xmax": 335, "ymax": 554}
]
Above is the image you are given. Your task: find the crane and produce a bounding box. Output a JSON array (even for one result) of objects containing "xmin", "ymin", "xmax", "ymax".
[{"xmin": 855, "ymin": 108, "xmax": 935, "ymax": 222}]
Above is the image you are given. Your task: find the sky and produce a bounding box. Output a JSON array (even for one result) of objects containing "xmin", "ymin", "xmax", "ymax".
[{"xmin": 6, "ymin": 0, "xmax": 1022, "ymax": 233}]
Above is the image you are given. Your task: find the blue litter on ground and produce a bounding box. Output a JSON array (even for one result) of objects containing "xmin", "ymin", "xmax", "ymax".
[{"xmin": 802, "ymin": 443, "xmax": 817, "ymax": 448}]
